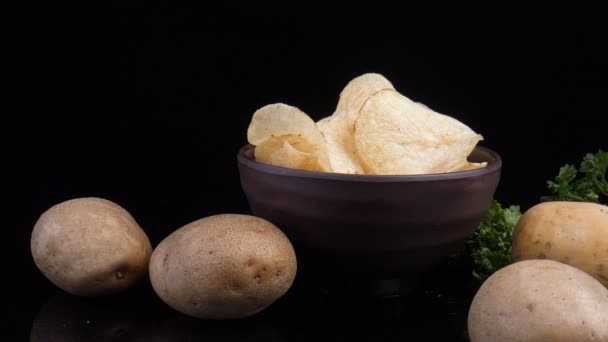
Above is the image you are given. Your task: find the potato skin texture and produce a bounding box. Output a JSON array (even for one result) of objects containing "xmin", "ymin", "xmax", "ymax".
[
  {"xmin": 468, "ymin": 259, "xmax": 608, "ymax": 342},
  {"xmin": 31, "ymin": 198, "xmax": 153, "ymax": 296},
  {"xmin": 512, "ymin": 201, "xmax": 608, "ymax": 287},
  {"xmin": 149, "ymin": 214, "xmax": 297, "ymax": 320}
]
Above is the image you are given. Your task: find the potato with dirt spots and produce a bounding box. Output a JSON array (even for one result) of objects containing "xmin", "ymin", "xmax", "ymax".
[
  {"xmin": 31, "ymin": 197, "xmax": 153, "ymax": 296},
  {"xmin": 512, "ymin": 201, "xmax": 608, "ymax": 287},
  {"xmin": 149, "ymin": 214, "xmax": 297, "ymax": 320},
  {"xmin": 468, "ymin": 259, "xmax": 608, "ymax": 342}
]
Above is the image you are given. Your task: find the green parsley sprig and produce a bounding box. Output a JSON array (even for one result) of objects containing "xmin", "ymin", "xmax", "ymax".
[
  {"xmin": 541, "ymin": 150, "xmax": 607, "ymax": 203},
  {"xmin": 467, "ymin": 200, "xmax": 521, "ymax": 282}
]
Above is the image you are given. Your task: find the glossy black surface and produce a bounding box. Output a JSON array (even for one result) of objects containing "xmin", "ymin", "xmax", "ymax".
[
  {"xmin": 11, "ymin": 4, "xmax": 606, "ymax": 341},
  {"xmin": 28, "ymin": 257, "xmax": 477, "ymax": 341}
]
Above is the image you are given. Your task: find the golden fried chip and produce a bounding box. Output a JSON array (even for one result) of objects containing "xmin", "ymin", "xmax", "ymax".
[
  {"xmin": 336, "ymin": 73, "xmax": 395, "ymax": 124},
  {"xmin": 317, "ymin": 73, "xmax": 394, "ymax": 174},
  {"xmin": 247, "ymin": 103, "xmax": 325, "ymax": 146},
  {"xmin": 354, "ymin": 89, "xmax": 484, "ymax": 175},
  {"xmin": 450, "ymin": 161, "xmax": 488, "ymax": 172},
  {"xmin": 247, "ymin": 103, "xmax": 331, "ymax": 172},
  {"xmin": 246, "ymin": 74, "xmax": 487, "ymax": 175},
  {"xmin": 254, "ymin": 135, "xmax": 328, "ymax": 172},
  {"xmin": 316, "ymin": 116, "xmax": 364, "ymax": 174}
]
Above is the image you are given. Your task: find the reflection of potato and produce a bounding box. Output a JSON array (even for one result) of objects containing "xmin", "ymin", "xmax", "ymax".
[
  {"xmin": 468, "ymin": 260, "xmax": 608, "ymax": 342},
  {"xmin": 31, "ymin": 198, "xmax": 152, "ymax": 296},
  {"xmin": 30, "ymin": 294, "xmax": 151, "ymax": 342},
  {"xmin": 140, "ymin": 310, "xmax": 283, "ymax": 342},
  {"xmin": 149, "ymin": 214, "xmax": 297, "ymax": 319}
]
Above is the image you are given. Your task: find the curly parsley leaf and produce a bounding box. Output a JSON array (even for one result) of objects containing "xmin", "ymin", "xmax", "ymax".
[
  {"xmin": 467, "ymin": 200, "xmax": 522, "ymax": 282},
  {"xmin": 541, "ymin": 150, "xmax": 607, "ymax": 204}
]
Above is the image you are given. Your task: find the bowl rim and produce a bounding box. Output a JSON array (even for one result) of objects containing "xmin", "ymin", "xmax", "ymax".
[{"xmin": 237, "ymin": 144, "xmax": 502, "ymax": 182}]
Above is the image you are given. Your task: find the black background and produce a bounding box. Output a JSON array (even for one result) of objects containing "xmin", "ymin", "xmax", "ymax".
[{"xmin": 11, "ymin": 4, "xmax": 607, "ymax": 340}]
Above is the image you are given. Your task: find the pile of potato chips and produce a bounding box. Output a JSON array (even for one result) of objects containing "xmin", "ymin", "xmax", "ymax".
[{"xmin": 247, "ymin": 73, "xmax": 487, "ymax": 175}]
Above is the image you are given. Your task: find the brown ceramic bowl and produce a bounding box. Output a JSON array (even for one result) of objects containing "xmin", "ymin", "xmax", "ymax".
[{"xmin": 237, "ymin": 144, "xmax": 501, "ymax": 295}]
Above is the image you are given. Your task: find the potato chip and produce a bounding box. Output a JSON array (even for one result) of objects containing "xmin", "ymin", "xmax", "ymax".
[
  {"xmin": 317, "ymin": 73, "xmax": 394, "ymax": 174},
  {"xmin": 247, "ymin": 103, "xmax": 331, "ymax": 172},
  {"xmin": 247, "ymin": 103, "xmax": 326, "ymax": 147},
  {"xmin": 316, "ymin": 116, "xmax": 364, "ymax": 174},
  {"xmin": 415, "ymin": 101, "xmax": 487, "ymax": 172},
  {"xmin": 246, "ymin": 74, "xmax": 487, "ymax": 175},
  {"xmin": 354, "ymin": 89, "xmax": 484, "ymax": 175},
  {"xmin": 336, "ymin": 73, "xmax": 395, "ymax": 124},
  {"xmin": 451, "ymin": 161, "xmax": 488, "ymax": 172},
  {"xmin": 253, "ymin": 135, "xmax": 328, "ymax": 172}
]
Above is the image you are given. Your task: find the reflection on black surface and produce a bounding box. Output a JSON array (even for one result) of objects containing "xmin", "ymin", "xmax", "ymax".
[
  {"xmin": 140, "ymin": 314, "xmax": 282, "ymax": 342},
  {"xmin": 277, "ymin": 282, "xmax": 472, "ymax": 340},
  {"xmin": 31, "ymin": 258, "xmax": 475, "ymax": 341},
  {"xmin": 30, "ymin": 290, "xmax": 284, "ymax": 341},
  {"xmin": 30, "ymin": 293, "xmax": 152, "ymax": 341},
  {"xmin": 274, "ymin": 254, "xmax": 475, "ymax": 341}
]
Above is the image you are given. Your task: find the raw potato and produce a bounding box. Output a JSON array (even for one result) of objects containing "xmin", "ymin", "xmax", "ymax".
[
  {"xmin": 468, "ymin": 259, "xmax": 608, "ymax": 342},
  {"xmin": 31, "ymin": 197, "xmax": 153, "ymax": 296},
  {"xmin": 149, "ymin": 214, "xmax": 297, "ymax": 320},
  {"xmin": 512, "ymin": 201, "xmax": 608, "ymax": 287}
]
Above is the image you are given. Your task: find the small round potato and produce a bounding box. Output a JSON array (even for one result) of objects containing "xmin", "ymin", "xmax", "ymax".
[
  {"xmin": 149, "ymin": 214, "xmax": 297, "ymax": 320},
  {"xmin": 468, "ymin": 259, "xmax": 608, "ymax": 342},
  {"xmin": 512, "ymin": 201, "xmax": 608, "ymax": 287},
  {"xmin": 31, "ymin": 197, "xmax": 153, "ymax": 296}
]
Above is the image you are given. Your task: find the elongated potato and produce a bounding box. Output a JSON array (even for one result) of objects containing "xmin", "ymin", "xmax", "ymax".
[{"xmin": 512, "ymin": 201, "xmax": 608, "ymax": 287}]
